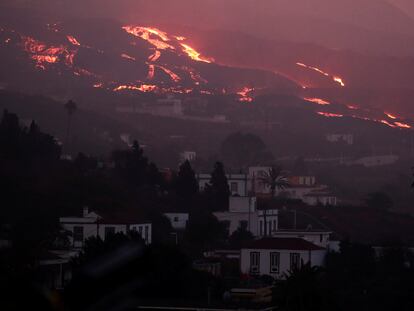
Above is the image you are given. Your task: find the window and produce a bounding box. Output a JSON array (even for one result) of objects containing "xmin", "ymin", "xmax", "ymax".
[
  {"xmin": 144, "ymin": 225, "xmax": 149, "ymax": 242},
  {"xmin": 320, "ymin": 234, "xmax": 323, "ymax": 243},
  {"xmin": 270, "ymin": 252, "xmax": 280, "ymax": 273},
  {"xmin": 250, "ymin": 252, "xmax": 260, "ymax": 274},
  {"xmin": 104, "ymin": 226, "xmax": 115, "ymax": 239},
  {"xmin": 290, "ymin": 253, "xmax": 300, "ymax": 271},
  {"xmin": 239, "ymin": 220, "xmax": 248, "ymax": 231},
  {"xmin": 230, "ymin": 182, "xmax": 238, "ymax": 193},
  {"xmin": 259, "ymin": 220, "xmax": 263, "ymax": 236},
  {"xmin": 273, "ymin": 220, "xmax": 277, "ymax": 231},
  {"xmin": 173, "ymin": 216, "xmax": 179, "ymax": 222},
  {"xmin": 73, "ymin": 226, "xmax": 84, "ymax": 242}
]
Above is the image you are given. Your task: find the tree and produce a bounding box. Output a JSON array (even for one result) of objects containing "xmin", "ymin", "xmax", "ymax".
[
  {"xmin": 220, "ymin": 132, "xmax": 274, "ymax": 169},
  {"xmin": 228, "ymin": 223, "xmax": 254, "ymax": 249},
  {"xmin": 205, "ymin": 162, "xmax": 230, "ymax": 211},
  {"xmin": 365, "ymin": 191, "xmax": 393, "ymax": 211},
  {"xmin": 274, "ymin": 262, "xmax": 333, "ymax": 311},
  {"xmin": 259, "ymin": 166, "xmax": 289, "ymax": 235},
  {"xmin": 175, "ymin": 160, "xmax": 199, "ymax": 200},
  {"xmin": 64, "ymin": 100, "xmax": 77, "ymax": 154}
]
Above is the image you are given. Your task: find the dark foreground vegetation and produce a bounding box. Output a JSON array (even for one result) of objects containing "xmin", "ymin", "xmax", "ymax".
[{"xmin": 1, "ymin": 109, "xmax": 414, "ymax": 311}]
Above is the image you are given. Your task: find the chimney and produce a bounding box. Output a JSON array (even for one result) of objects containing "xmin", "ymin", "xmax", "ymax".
[{"xmin": 83, "ymin": 206, "xmax": 89, "ymax": 217}]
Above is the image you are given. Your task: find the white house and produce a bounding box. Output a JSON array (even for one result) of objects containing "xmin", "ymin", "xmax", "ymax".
[
  {"xmin": 326, "ymin": 134, "xmax": 354, "ymax": 145},
  {"xmin": 197, "ymin": 173, "xmax": 248, "ymax": 197},
  {"xmin": 346, "ymin": 155, "xmax": 399, "ymax": 167},
  {"xmin": 240, "ymin": 238, "xmax": 326, "ymax": 279},
  {"xmin": 271, "ymin": 230, "xmax": 332, "ymax": 248},
  {"xmin": 60, "ymin": 207, "xmax": 152, "ymax": 248},
  {"xmin": 213, "ymin": 197, "xmax": 278, "ymax": 237},
  {"xmin": 164, "ymin": 212, "xmax": 189, "ymax": 230},
  {"xmin": 302, "ymin": 191, "xmax": 338, "ymax": 206},
  {"xmin": 180, "ymin": 151, "xmax": 196, "ymax": 163}
]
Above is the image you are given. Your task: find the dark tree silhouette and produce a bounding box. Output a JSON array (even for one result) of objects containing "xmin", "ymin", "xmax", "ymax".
[
  {"xmin": 64, "ymin": 100, "xmax": 77, "ymax": 154},
  {"xmin": 175, "ymin": 160, "xmax": 199, "ymax": 200},
  {"xmin": 205, "ymin": 162, "xmax": 230, "ymax": 211}
]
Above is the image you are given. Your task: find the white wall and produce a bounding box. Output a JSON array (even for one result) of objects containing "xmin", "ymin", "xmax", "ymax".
[
  {"xmin": 271, "ymin": 232, "xmax": 331, "ymax": 248},
  {"xmin": 240, "ymin": 248, "xmax": 326, "ymax": 279},
  {"xmin": 62, "ymin": 222, "xmax": 152, "ymax": 247},
  {"xmin": 164, "ymin": 213, "xmax": 189, "ymax": 230}
]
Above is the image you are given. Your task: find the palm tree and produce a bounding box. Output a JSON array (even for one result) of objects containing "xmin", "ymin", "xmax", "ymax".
[
  {"xmin": 64, "ymin": 100, "xmax": 77, "ymax": 154},
  {"xmin": 259, "ymin": 166, "xmax": 289, "ymax": 236}
]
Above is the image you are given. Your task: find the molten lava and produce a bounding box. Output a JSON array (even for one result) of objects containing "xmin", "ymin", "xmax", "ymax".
[
  {"xmin": 157, "ymin": 65, "xmax": 181, "ymax": 82},
  {"xmin": 123, "ymin": 26, "xmax": 174, "ymax": 50},
  {"xmin": 394, "ymin": 122, "xmax": 411, "ymax": 129},
  {"xmin": 147, "ymin": 64, "xmax": 155, "ymax": 80},
  {"xmin": 67, "ymin": 35, "xmax": 81, "ymax": 46},
  {"xmin": 237, "ymin": 87, "xmax": 254, "ymax": 102},
  {"xmin": 148, "ymin": 50, "xmax": 161, "ymax": 62},
  {"xmin": 123, "ymin": 25, "xmax": 214, "ymax": 64},
  {"xmin": 113, "ymin": 84, "xmax": 158, "ymax": 92},
  {"xmin": 180, "ymin": 43, "xmax": 213, "ymax": 63},
  {"xmin": 385, "ymin": 112, "xmax": 397, "ymax": 120},
  {"xmin": 296, "ymin": 62, "xmax": 345, "ymax": 87},
  {"xmin": 22, "ymin": 36, "xmax": 76, "ymax": 69},
  {"xmin": 121, "ymin": 53, "xmax": 136, "ymax": 61},
  {"xmin": 304, "ymin": 97, "xmax": 331, "ymax": 105},
  {"xmin": 317, "ymin": 112, "xmax": 343, "ymax": 118}
]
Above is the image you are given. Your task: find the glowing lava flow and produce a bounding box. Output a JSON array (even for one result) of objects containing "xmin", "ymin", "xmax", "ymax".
[
  {"xmin": 122, "ymin": 26, "xmax": 174, "ymax": 50},
  {"xmin": 123, "ymin": 25, "xmax": 213, "ymax": 64},
  {"xmin": 22, "ymin": 36, "xmax": 76, "ymax": 69},
  {"xmin": 67, "ymin": 35, "xmax": 81, "ymax": 46},
  {"xmin": 304, "ymin": 97, "xmax": 330, "ymax": 105},
  {"xmin": 113, "ymin": 84, "xmax": 157, "ymax": 92},
  {"xmin": 148, "ymin": 50, "xmax": 161, "ymax": 62},
  {"xmin": 395, "ymin": 122, "xmax": 411, "ymax": 129},
  {"xmin": 237, "ymin": 87, "xmax": 254, "ymax": 102},
  {"xmin": 180, "ymin": 43, "xmax": 213, "ymax": 63},
  {"xmin": 157, "ymin": 65, "xmax": 181, "ymax": 82},
  {"xmin": 147, "ymin": 64, "xmax": 155, "ymax": 80},
  {"xmin": 121, "ymin": 53, "xmax": 136, "ymax": 61},
  {"xmin": 296, "ymin": 62, "xmax": 345, "ymax": 87},
  {"xmin": 385, "ymin": 112, "xmax": 397, "ymax": 120},
  {"xmin": 317, "ymin": 112, "xmax": 343, "ymax": 118}
]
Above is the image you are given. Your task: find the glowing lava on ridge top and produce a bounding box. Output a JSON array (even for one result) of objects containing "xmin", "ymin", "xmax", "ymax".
[{"xmin": 296, "ymin": 62, "xmax": 345, "ymax": 87}]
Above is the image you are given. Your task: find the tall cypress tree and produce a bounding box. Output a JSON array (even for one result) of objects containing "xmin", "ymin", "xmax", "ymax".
[{"xmin": 205, "ymin": 162, "xmax": 230, "ymax": 211}]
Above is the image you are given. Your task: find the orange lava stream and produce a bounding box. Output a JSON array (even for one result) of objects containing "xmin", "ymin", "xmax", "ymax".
[
  {"xmin": 304, "ymin": 97, "xmax": 330, "ymax": 105},
  {"xmin": 385, "ymin": 112, "xmax": 397, "ymax": 120},
  {"xmin": 148, "ymin": 50, "xmax": 161, "ymax": 62},
  {"xmin": 296, "ymin": 62, "xmax": 345, "ymax": 87},
  {"xmin": 123, "ymin": 26, "xmax": 174, "ymax": 50},
  {"xmin": 237, "ymin": 87, "xmax": 254, "ymax": 102},
  {"xmin": 67, "ymin": 35, "xmax": 81, "ymax": 46},
  {"xmin": 180, "ymin": 43, "xmax": 213, "ymax": 63},
  {"xmin": 113, "ymin": 84, "xmax": 158, "ymax": 92},
  {"xmin": 317, "ymin": 112, "xmax": 343, "ymax": 118},
  {"xmin": 157, "ymin": 65, "xmax": 181, "ymax": 82},
  {"xmin": 147, "ymin": 64, "xmax": 155, "ymax": 80},
  {"xmin": 23, "ymin": 36, "xmax": 76, "ymax": 69},
  {"xmin": 121, "ymin": 53, "xmax": 136, "ymax": 61}
]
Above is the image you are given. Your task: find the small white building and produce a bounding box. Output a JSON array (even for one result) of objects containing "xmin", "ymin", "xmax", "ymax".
[
  {"xmin": 197, "ymin": 173, "xmax": 248, "ymax": 197},
  {"xmin": 347, "ymin": 155, "xmax": 399, "ymax": 167},
  {"xmin": 303, "ymin": 191, "xmax": 338, "ymax": 206},
  {"xmin": 326, "ymin": 134, "xmax": 354, "ymax": 145},
  {"xmin": 271, "ymin": 230, "xmax": 332, "ymax": 248},
  {"xmin": 60, "ymin": 207, "xmax": 152, "ymax": 248},
  {"xmin": 240, "ymin": 238, "xmax": 326, "ymax": 279},
  {"xmin": 213, "ymin": 197, "xmax": 278, "ymax": 237},
  {"xmin": 180, "ymin": 151, "xmax": 197, "ymax": 163},
  {"xmin": 164, "ymin": 212, "xmax": 189, "ymax": 230}
]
